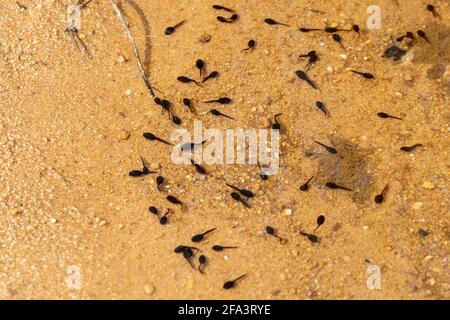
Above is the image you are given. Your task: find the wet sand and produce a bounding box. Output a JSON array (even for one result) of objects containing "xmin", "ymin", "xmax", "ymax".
[{"xmin": 0, "ymin": 0, "xmax": 449, "ymax": 299}]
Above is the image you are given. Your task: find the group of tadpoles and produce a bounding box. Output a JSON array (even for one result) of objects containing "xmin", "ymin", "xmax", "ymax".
[
  {"xmin": 66, "ymin": 2, "xmax": 440, "ymax": 291},
  {"xmin": 174, "ymin": 228, "xmax": 245, "ymax": 289}
]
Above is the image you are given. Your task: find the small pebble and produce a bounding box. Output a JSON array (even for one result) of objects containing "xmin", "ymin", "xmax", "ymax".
[
  {"xmin": 282, "ymin": 208, "xmax": 293, "ymax": 216},
  {"xmin": 49, "ymin": 218, "xmax": 57, "ymax": 224},
  {"xmin": 422, "ymin": 181, "xmax": 435, "ymax": 190},
  {"xmin": 412, "ymin": 202, "xmax": 423, "ymax": 210},
  {"xmin": 144, "ymin": 284, "xmax": 155, "ymax": 295},
  {"xmin": 339, "ymin": 54, "xmax": 348, "ymax": 60},
  {"xmin": 118, "ymin": 130, "xmax": 130, "ymax": 140},
  {"xmin": 418, "ymin": 229, "xmax": 429, "ymax": 237},
  {"xmin": 125, "ymin": 89, "xmax": 133, "ymax": 96}
]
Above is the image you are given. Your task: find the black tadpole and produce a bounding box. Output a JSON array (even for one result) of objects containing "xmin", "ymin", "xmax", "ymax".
[
  {"xmin": 204, "ymin": 97, "xmax": 232, "ymax": 104},
  {"xmin": 156, "ymin": 176, "xmax": 165, "ymax": 192},
  {"xmin": 230, "ymin": 192, "xmax": 251, "ymax": 208},
  {"xmin": 196, "ymin": 59, "xmax": 205, "ymax": 76},
  {"xmin": 350, "ymin": 70, "xmax": 375, "ymax": 79},
  {"xmin": 202, "ymin": 71, "xmax": 219, "ymax": 82},
  {"xmin": 191, "ymin": 159, "xmax": 207, "ymax": 175},
  {"xmin": 212, "ymin": 245, "xmax": 238, "ymax": 251},
  {"xmin": 143, "ymin": 132, "xmax": 173, "ymax": 145},
  {"xmin": 129, "ymin": 169, "xmax": 145, "ymax": 177},
  {"xmin": 325, "ymin": 182, "xmax": 353, "ymax": 191},
  {"xmin": 400, "ymin": 144, "xmax": 423, "ymax": 152},
  {"xmin": 315, "ymin": 101, "xmax": 328, "ymax": 116},
  {"xmin": 192, "ymin": 227, "xmax": 217, "ymax": 243},
  {"xmin": 377, "ymin": 112, "xmax": 402, "ymax": 120},
  {"xmin": 182, "ymin": 98, "xmax": 194, "ymax": 113},
  {"xmin": 148, "ymin": 206, "xmax": 158, "ymax": 215},
  {"xmin": 177, "ymin": 76, "xmax": 200, "ymax": 86},
  {"xmin": 166, "ymin": 195, "xmax": 184, "ymax": 210},
  {"xmin": 242, "ymin": 39, "xmax": 256, "ymax": 51},
  {"xmin": 165, "ymin": 20, "xmax": 185, "ymax": 35},
  {"xmin": 300, "ymin": 231, "xmax": 319, "ymax": 243},
  {"xmin": 426, "ymin": 4, "xmax": 441, "ymax": 19},
  {"xmin": 159, "ymin": 210, "xmax": 171, "ymax": 225},
  {"xmin": 332, "ymin": 34, "xmax": 344, "ymax": 48},
  {"xmin": 374, "ymin": 185, "xmax": 389, "ymax": 204},
  {"xmin": 417, "ymin": 30, "xmax": 430, "ymax": 44},
  {"xmin": 209, "ymin": 109, "xmax": 234, "ymax": 120},
  {"xmin": 295, "ymin": 70, "xmax": 318, "ymax": 89},
  {"xmin": 299, "ymin": 27, "xmax": 322, "ymax": 32},
  {"xmin": 265, "ymin": 226, "xmax": 288, "ymax": 244},
  {"xmin": 314, "ymin": 215, "xmax": 325, "ymax": 232},
  {"xmin": 212, "ymin": 4, "xmax": 235, "ymax": 13},
  {"xmin": 223, "ymin": 274, "xmax": 247, "ymax": 289},
  {"xmin": 313, "ymin": 140, "xmax": 337, "ymax": 154},
  {"xmin": 264, "ymin": 18, "xmax": 289, "ymax": 26},
  {"xmin": 171, "ymin": 115, "xmax": 181, "ymax": 125},
  {"xmin": 300, "ymin": 176, "xmax": 314, "ymax": 191},
  {"xmin": 226, "ymin": 183, "xmax": 254, "ymax": 198}
]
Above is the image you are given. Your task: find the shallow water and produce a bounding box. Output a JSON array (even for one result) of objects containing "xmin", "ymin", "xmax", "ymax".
[{"xmin": 0, "ymin": 0, "xmax": 448, "ymax": 299}]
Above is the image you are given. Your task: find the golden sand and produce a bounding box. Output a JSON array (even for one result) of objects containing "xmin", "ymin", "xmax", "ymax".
[{"xmin": 0, "ymin": 0, "xmax": 448, "ymax": 299}]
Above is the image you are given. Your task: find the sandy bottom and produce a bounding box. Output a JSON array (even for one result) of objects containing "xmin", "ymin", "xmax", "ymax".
[{"xmin": 0, "ymin": 0, "xmax": 448, "ymax": 299}]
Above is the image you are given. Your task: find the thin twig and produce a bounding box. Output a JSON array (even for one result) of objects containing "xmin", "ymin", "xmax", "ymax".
[
  {"xmin": 108, "ymin": 0, "xmax": 155, "ymax": 97},
  {"xmin": 66, "ymin": 29, "xmax": 92, "ymax": 59}
]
